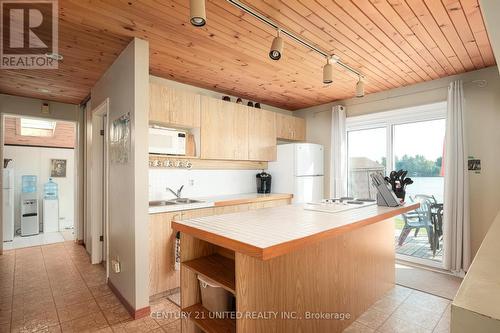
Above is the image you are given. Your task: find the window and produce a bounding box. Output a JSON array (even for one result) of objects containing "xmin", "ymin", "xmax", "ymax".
[
  {"xmin": 347, "ymin": 127, "xmax": 386, "ymax": 199},
  {"xmin": 346, "ymin": 102, "xmax": 446, "ymax": 267},
  {"xmin": 393, "ymin": 120, "xmax": 445, "ymax": 202},
  {"xmin": 20, "ymin": 118, "xmax": 56, "ymax": 137}
]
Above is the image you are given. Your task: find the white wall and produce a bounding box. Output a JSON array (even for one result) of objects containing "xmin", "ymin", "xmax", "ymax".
[
  {"xmin": 296, "ymin": 66, "xmax": 500, "ymax": 257},
  {"xmin": 0, "ymin": 94, "xmax": 83, "ymax": 253},
  {"xmin": 480, "ymin": 0, "xmax": 500, "ymax": 76},
  {"xmin": 4, "ymin": 146, "xmax": 75, "ymax": 232},
  {"xmin": 149, "ymin": 169, "xmax": 258, "ymax": 201},
  {"xmin": 90, "ymin": 38, "xmax": 149, "ymax": 311},
  {"xmin": 0, "ymin": 94, "xmax": 80, "ymax": 122}
]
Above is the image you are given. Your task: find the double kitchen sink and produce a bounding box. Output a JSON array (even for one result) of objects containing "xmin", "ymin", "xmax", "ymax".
[{"xmin": 149, "ymin": 198, "xmax": 204, "ymax": 207}]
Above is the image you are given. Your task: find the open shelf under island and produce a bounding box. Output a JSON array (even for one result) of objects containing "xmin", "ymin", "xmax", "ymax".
[{"xmin": 172, "ymin": 202, "xmax": 419, "ymax": 333}]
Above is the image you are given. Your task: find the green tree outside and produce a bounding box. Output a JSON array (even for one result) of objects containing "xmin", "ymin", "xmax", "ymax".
[{"xmin": 394, "ymin": 154, "xmax": 442, "ymax": 177}]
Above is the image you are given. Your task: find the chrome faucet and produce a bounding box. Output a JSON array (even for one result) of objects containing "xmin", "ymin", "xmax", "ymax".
[{"xmin": 167, "ymin": 185, "xmax": 184, "ymax": 199}]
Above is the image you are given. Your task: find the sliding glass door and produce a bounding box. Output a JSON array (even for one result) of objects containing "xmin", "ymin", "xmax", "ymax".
[
  {"xmin": 393, "ymin": 119, "xmax": 445, "ymax": 266},
  {"xmin": 347, "ymin": 127, "xmax": 386, "ymax": 199},
  {"xmin": 346, "ymin": 104, "xmax": 446, "ymax": 268}
]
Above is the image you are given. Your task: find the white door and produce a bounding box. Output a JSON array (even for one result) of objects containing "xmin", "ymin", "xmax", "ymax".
[
  {"xmin": 294, "ymin": 176, "xmax": 324, "ymax": 203},
  {"xmin": 90, "ymin": 111, "xmax": 106, "ymax": 264},
  {"xmin": 295, "ymin": 144, "xmax": 324, "ymax": 176}
]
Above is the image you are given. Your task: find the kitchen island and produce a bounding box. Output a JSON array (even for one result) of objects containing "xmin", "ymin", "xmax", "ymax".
[
  {"xmin": 149, "ymin": 193, "xmax": 293, "ymax": 297},
  {"xmin": 173, "ymin": 202, "xmax": 418, "ymax": 333}
]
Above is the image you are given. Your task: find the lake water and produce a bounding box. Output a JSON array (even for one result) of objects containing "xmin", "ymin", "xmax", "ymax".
[{"xmin": 405, "ymin": 176, "xmax": 444, "ymax": 203}]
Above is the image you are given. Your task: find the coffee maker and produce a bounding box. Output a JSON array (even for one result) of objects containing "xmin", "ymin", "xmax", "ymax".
[{"xmin": 256, "ymin": 171, "xmax": 272, "ymax": 194}]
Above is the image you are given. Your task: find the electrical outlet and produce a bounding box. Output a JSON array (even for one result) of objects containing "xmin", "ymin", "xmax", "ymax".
[
  {"xmin": 111, "ymin": 259, "xmax": 121, "ymax": 273},
  {"xmin": 188, "ymin": 179, "xmax": 194, "ymax": 186}
]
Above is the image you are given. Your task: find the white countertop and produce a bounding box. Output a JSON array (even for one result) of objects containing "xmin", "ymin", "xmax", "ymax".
[
  {"xmin": 172, "ymin": 202, "xmax": 418, "ymax": 260},
  {"xmin": 148, "ymin": 193, "xmax": 293, "ymax": 214}
]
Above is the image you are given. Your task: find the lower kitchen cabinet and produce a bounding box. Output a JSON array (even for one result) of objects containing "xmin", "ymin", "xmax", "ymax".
[
  {"xmin": 149, "ymin": 208, "xmax": 215, "ymax": 297},
  {"xmin": 149, "ymin": 197, "xmax": 291, "ymax": 296},
  {"xmin": 149, "ymin": 212, "xmax": 180, "ymax": 296}
]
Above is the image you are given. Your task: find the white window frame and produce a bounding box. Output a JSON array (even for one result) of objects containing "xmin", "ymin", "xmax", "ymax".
[
  {"xmin": 346, "ymin": 101, "xmax": 447, "ymax": 268},
  {"xmin": 346, "ymin": 102, "xmax": 446, "ymax": 173}
]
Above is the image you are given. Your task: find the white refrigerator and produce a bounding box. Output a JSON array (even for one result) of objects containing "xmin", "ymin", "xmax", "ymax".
[
  {"xmin": 2, "ymin": 168, "xmax": 14, "ymax": 242},
  {"xmin": 268, "ymin": 143, "xmax": 324, "ymax": 203}
]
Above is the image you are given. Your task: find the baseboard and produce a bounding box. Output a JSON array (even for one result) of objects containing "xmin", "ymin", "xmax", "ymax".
[
  {"xmin": 76, "ymin": 239, "xmax": 84, "ymax": 245},
  {"xmin": 107, "ymin": 279, "xmax": 151, "ymax": 319},
  {"xmin": 149, "ymin": 287, "xmax": 180, "ymax": 302}
]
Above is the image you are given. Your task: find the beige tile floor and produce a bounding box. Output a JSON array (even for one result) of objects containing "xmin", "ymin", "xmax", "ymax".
[
  {"xmin": 0, "ymin": 241, "xmax": 180, "ymax": 332},
  {"xmin": 1, "ymin": 241, "xmax": 450, "ymax": 333},
  {"xmin": 343, "ymin": 285, "xmax": 451, "ymax": 333}
]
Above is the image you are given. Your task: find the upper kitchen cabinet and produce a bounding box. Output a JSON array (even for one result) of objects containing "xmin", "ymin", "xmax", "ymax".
[
  {"xmin": 149, "ymin": 82, "xmax": 200, "ymax": 128},
  {"xmin": 200, "ymin": 96, "xmax": 249, "ymax": 160},
  {"xmin": 276, "ymin": 113, "xmax": 306, "ymax": 141},
  {"xmin": 150, "ymin": 82, "xmax": 169, "ymax": 124},
  {"xmin": 248, "ymin": 108, "xmax": 277, "ymax": 161}
]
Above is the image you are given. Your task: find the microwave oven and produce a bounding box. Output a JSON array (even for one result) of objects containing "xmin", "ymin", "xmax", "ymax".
[{"xmin": 149, "ymin": 126, "xmax": 186, "ymax": 155}]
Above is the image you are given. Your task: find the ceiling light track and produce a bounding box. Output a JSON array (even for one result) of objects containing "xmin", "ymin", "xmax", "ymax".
[{"xmin": 225, "ymin": 0, "xmax": 365, "ymax": 79}]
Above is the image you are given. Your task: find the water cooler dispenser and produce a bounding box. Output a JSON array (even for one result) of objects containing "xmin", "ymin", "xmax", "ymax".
[
  {"xmin": 21, "ymin": 175, "xmax": 39, "ymax": 236},
  {"xmin": 43, "ymin": 178, "xmax": 59, "ymax": 233}
]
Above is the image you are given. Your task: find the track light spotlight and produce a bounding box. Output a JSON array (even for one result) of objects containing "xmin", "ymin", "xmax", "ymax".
[
  {"xmin": 269, "ymin": 30, "xmax": 283, "ymax": 60},
  {"xmin": 356, "ymin": 77, "xmax": 365, "ymax": 97},
  {"xmin": 323, "ymin": 57, "xmax": 333, "ymax": 84},
  {"xmin": 190, "ymin": 0, "xmax": 206, "ymax": 27}
]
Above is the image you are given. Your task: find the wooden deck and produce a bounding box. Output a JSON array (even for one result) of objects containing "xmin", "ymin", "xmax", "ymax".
[{"xmin": 395, "ymin": 232, "xmax": 443, "ymax": 263}]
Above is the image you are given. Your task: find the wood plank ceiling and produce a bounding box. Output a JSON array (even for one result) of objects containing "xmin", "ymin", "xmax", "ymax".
[{"xmin": 0, "ymin": 0, "xmax": 495, "ymax": 110}]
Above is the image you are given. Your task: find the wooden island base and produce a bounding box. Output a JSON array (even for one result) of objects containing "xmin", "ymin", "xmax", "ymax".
[{"xmin": 179, "ymin": 218, "xmax": 395, "ymax": 333}]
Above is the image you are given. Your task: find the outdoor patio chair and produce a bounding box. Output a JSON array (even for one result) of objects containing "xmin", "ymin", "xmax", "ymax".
[
  {"xmin": 412, "ymin": 195, "xmax": 437, "ymax": 237},
  {"xmin": 397, "ymin": 195, "xmax": 435, "ymax": 247}
]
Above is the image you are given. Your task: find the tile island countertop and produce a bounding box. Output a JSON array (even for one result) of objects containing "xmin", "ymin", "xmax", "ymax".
[
  {"xmin": 148, "ymin": 192, "xmax": 293, "ymax": 214},
  {"xmin": 172, "ymin": 202, "xmax": 419, "ymax": 260}
]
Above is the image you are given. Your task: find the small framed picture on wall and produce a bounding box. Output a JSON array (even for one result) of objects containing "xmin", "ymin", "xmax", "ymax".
[{"xmin": 51, "ymin": 159, "xmax": 67, "ymax": 178}]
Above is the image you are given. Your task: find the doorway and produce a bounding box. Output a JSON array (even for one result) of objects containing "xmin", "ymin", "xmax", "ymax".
[
  {"xmin": 87, "ymin": 100, "xmax": 109, "ymax": 266},
  {"xmin": 346, "ymin": 102, "xmax": 447, "ymax": 269},
  {"xmin": 1, "ymin": 115, "xmax": 78, "ymax": 250}
]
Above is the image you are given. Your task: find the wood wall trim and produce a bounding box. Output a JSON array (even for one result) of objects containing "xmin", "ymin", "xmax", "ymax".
[
  {"xmin": 5, "ymin": 144, "xmax": 75, "ymax": 150},
  {"xmin": 107, "ymin": 280, "xmax": 151, "ymax": 320}
]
